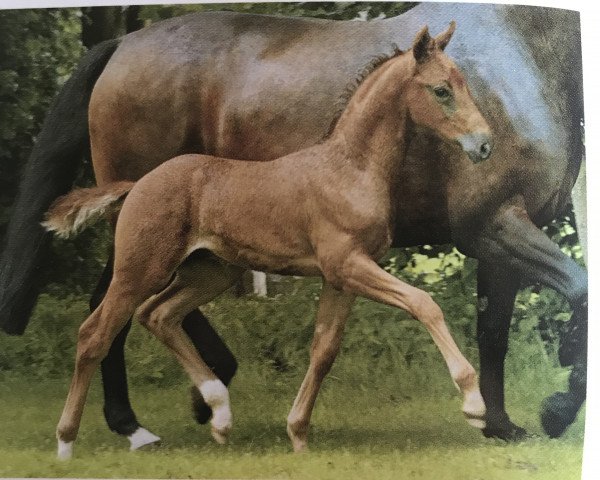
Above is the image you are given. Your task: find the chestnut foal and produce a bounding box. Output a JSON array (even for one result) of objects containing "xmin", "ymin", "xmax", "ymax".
[{"xmin": 45, "ymin": 24, "xmax": 492, "ymax": 459}]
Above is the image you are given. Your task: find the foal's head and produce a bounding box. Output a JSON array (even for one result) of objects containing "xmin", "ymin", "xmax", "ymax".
[{"xmin": 403, "ymin": 23, "xmax": 492, "ymax": 162}]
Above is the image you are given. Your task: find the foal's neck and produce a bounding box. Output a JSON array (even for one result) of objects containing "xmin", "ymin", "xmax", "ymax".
[{"xmin": 328, "ymin": 54, "xmax": 414, "ymax": 181}]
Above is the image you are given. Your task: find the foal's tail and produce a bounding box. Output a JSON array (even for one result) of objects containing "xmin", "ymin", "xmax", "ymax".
[{"xmin": 42, "ymin": 182, "xmax": 135, "ymax": 239}]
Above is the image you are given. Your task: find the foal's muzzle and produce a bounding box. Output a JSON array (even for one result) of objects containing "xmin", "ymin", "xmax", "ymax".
[{"xmin": 458, "ymin": 132, "xmax": 493, "ymax": 163}]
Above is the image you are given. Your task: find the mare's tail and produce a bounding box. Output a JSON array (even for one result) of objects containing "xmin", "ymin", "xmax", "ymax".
[
  {"xmin": 0, "ymin": 39, "xmax": 119, "ymax": 335},
  {"xmin": 43, "ymin": 182, "xmax": 135, "ymax": 239}
]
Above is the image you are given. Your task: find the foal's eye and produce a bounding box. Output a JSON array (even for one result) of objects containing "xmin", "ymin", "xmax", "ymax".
[{"xmin": 433, "ymin": 86, "xmax": 451, "ymax": 100}]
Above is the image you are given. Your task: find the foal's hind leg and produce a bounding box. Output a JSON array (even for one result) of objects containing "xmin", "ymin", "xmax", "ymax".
[
  {"xmin": 56, "ymin": 282, "xmax": 143, "ymax": 460},
  {"xmin": 287, "ymin": 281, "xmax": 355, "ymax": 452},
  {"xmin": 137, "ymin": 254, "xmax": 243, "ymax": 444},
  {"xmin": 327, "ymin": 252, "xmax": 486, "ymax": 430}
]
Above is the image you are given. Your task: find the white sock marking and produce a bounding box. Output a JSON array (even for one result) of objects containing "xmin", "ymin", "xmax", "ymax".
[
  {"xmin": 199, "ymin": 380, "xmax": 232, "ymax": 432},
  {"xmin": 57, "ymin": 439, "xmax": 73, "ymax": 460},
  {"xmin": 128, "ymin": 427, "xmax": 161, "ymax": 451},
  {"xmin": 252, "ymin": 271, "xmax": 268, "ymax": 296}
]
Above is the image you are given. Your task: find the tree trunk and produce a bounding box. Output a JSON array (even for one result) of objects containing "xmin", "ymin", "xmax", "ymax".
[{"xmin": 81, "ymin": 6, "xmax": 123, "ymax": 49}]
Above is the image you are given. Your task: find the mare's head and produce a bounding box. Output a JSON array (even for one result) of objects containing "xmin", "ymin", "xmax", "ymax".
[{"xmin": 404, "ymin": 23, "xmax": 492, "ymax": 163}]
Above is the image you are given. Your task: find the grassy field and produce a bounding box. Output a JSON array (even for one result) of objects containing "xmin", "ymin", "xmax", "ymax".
[
  {"xmin": 0, "ymin": 277, "xmax": 586, "ymax": 478},
  {"xmin": 0, "ymin": 361, "xmax": 584, "ymax": 479}
]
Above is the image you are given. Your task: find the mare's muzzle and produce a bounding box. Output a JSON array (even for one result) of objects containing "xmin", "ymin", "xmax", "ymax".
[{"xmin": 458, "ymin": 132, "xmax": 493, "ymax": 163}]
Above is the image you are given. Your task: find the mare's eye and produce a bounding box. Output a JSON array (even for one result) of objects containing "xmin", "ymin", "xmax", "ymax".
[{"xmin": 433, "ymin": 86, "xmax": 451, "ymax": 100}]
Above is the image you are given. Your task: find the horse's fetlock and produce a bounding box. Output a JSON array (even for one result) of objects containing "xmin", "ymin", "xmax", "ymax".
[
  {"xmin": 199, "ymin": 379, "xmax": 229, "ymax": 409},
  {"xmin": 287, "ymin": 414, "xmax": 309, "ymax": 436},
  {"xmin": 57, "ymin": 422, "xmax": 78, "ymax": 443},
  {"xmin": 454, "ymin": 364, "xmax": 478, "ymax": 392}
]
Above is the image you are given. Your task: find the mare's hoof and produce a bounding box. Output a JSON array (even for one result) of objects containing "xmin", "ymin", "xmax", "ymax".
[
  {"xmin": 482, "ymin": 414, "xmax": 528, "ymax": 441},
  {"xmin": 128, "ymin": 427, "xmax": 162, "ymax": 451},
  {"xmin": 540, "ymin": 392, "xmax": 578, "ymax": 438},
  {"xmin": 190, "ymin": 385, "xmax": 213, "ymax": 424}
]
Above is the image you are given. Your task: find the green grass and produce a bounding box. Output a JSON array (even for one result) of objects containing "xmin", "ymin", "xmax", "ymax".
[
  {"xmin": 0, "ymin": 361, "xmax": 584, "ymax": 479},
  {"xmin": 0, "ymin": 277, "xmax": 585, "ymax": 478}
]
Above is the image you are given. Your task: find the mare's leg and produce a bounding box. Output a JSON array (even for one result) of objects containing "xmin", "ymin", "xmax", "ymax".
[
  {"xmin": 327, "ymin": 253, "xmax": 486, "ymax": 428},
  {"xmin": 137, "ymin": 254, "xmax": 243, "ymax": 444},
  {"xmin": 286, "ymin": 282, "xmax": 355, "ymax": 452},
  {"xmin": 184, "ymin": 310, "xmax": 238, "ymax": 425},
  {"xmin": 56, "ymin": 281, "xmax": 144, "ymax": 460},
  {"xmin": 91, "ymin": 251, "xmax": 160, "ymax": 450},
  {"xmin": 476, "ymin": 262, "xmax": 527, "ymax": 441},
  {"xmin": 458, "ymin": 198, "xmax": 587, "ymax": 437}
]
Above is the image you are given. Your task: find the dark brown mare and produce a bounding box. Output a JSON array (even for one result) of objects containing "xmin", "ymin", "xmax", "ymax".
[
  {"xmin": 0, "ymin": 3, "xmax": 585, "ymax": 446},
  {"xmin": 45, "ymin": 24, "xmax": 490, "ymax": 459}
]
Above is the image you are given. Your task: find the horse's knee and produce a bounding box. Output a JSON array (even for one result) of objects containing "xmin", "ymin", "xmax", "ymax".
[{"xmin": 411, "ymin": 290, "xmax": 443, "ymax": 325}]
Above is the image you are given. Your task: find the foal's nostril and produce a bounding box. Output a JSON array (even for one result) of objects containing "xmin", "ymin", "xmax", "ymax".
[
  {"xmin": 458, "ymin": 133, "xmax": 493, "ymax": 163},
  {"xmin": 480, "ymin": 142, "xmax": 492, "ymax": 160}
]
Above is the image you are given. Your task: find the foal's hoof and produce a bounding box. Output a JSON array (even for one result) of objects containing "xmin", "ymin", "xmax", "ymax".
[
  {"xmin": 286, "ymin": 421, "xmax": 309, "ymax": 453},
  {"xmin": 462, "ymin": 390, "xmax": 486, "ymax": 429},
  {"xmin": 290, "ymin": 437, "xmax": 309, "ymax": 453},
  {"xmin": 128, "ymin": 427, "xmax": 162, "ymax": 451},
  {"xmin": 211, "ymin": 425, "xmax": 230, "ymax": 445},
  {"xmin": 540, "ymin": 392, "xmax": 578, "ymax": 438},
  {"xmin": 209, "ymin": 404, "xmax": 232, "ymax": 445},
  {"xmin": 57, "ymin": 440, "xmax": 73, "ymax": 461},
  {"xmin": 190, "ymin": 385, "xmax": 212, "ymax": 425}
]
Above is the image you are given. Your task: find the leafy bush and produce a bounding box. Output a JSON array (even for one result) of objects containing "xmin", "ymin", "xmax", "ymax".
[
  {"xmin": 0, "ymin": 245, "xmax": 574, "ymax": 393},
  {"xmin": 0, "ymin": 294, "xmax": 85, "ymax": 375}
]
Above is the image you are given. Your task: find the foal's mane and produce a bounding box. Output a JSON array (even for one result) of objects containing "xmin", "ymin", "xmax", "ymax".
[{"xmin": 323, "ymin": 44, "xmax": 404, "ymax": 140}]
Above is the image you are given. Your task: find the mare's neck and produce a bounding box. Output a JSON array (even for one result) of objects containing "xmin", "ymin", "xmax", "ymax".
[{"xmin": 328, "ymin": 55, "xmax": 414, "ymax": 182}]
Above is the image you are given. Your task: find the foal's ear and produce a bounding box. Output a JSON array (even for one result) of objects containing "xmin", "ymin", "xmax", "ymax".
[
  {"xmin": 413, "ymin": 25, "xmax": 434, "ymax": 64},
  {"xmin": 434, "ymin": 21, "xmax": 456, "ymax": 51}
]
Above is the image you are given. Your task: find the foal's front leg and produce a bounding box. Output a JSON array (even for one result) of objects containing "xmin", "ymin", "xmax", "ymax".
[
  {"xmin": 331, "ymin": 253, "xmax": 486, "ymax": 429},
  {"xmin": 287, "ymin": 281, "xmax": 355, "ymax": 452}
]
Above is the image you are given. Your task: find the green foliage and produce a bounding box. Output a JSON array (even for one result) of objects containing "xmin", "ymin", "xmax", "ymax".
[
  {"xmin": 0, "ymin": 8, "xmax": 111, "ymax": 294},
  {"xmin": 140, "ymin": 2, "xmax": 416, "ymax": 23},
  {"xmin": 0, "ymin": 294, "xmax": 86, "ymax": 375},
  {"xmin": 0, "ymin": 377, "xmax": 584, "ymax": 479},
  {"xmin": 0, "ymin": 9, "xmax": 83, "ymax": 225},
  {"xmin": 542, "ymin": 210, "xmax": 585, "ymax": 263}
]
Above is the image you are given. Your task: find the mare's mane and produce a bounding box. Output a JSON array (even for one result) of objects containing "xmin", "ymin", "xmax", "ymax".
[{"xmin": 323, "ymin": 44, "xmax": 403, "ymax": 140}]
